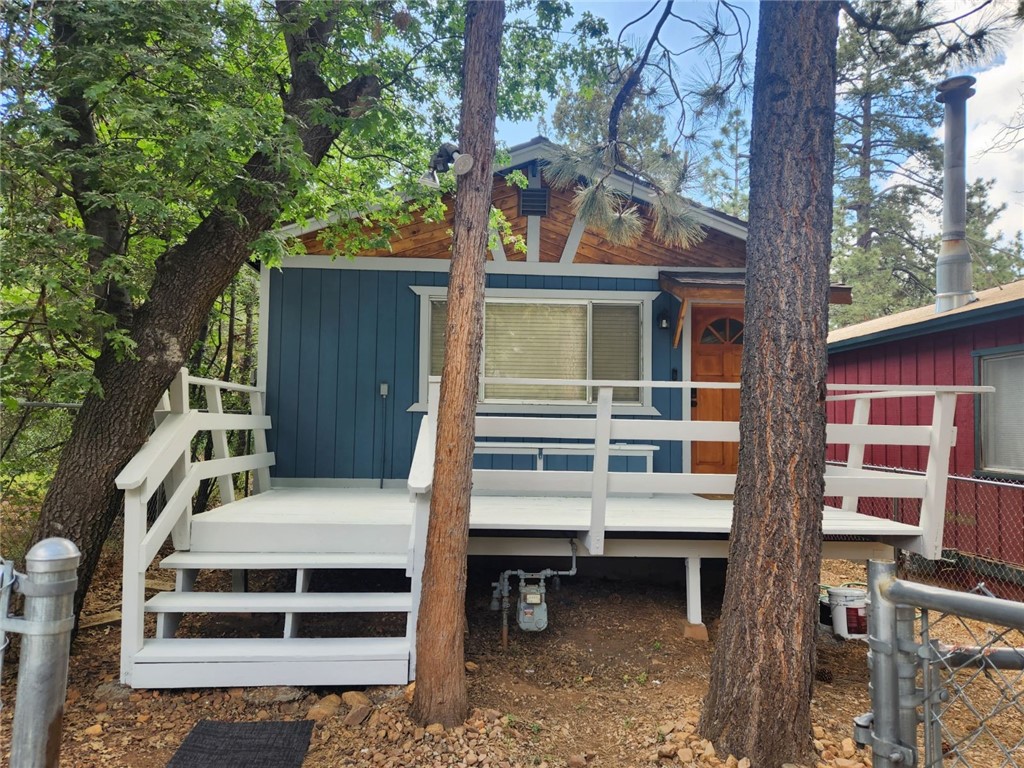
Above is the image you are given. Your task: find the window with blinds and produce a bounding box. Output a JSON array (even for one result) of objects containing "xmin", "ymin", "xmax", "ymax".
[
  {"xmin": 429, "ymin": 298, "xmax": 643, "ymax": 404},
  {"xmin": 978, "ymin": 350, "xmax": 1024, "ymax": 475}
]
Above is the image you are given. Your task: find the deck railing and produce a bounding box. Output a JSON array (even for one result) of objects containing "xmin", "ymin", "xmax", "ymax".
[
  {"xmin": 114, "ymin": 368, "xmax": 274, "ymax": 679},
  {"xmin": 408, "ymin": 378, "xmax": 990, "ymax": 558}
]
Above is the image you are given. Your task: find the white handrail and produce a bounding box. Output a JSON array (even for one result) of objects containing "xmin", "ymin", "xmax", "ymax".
[
  {"xmin": 185, "ymin": 374, "xmax": 262, "ymax": 393},
  {"xmin": 120, "ymin": 367, "xmax": 276, "ymax": 684},
  {"xmin": 409, "ymin": 378, "xmax": 973, "ymax": 562}
]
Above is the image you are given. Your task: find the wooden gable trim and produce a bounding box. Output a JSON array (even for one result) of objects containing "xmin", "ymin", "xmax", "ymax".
[
  {"xmin": 658, "ymin": 273, "xmax": 853, "ymax": 305},
  {"xmin": 659, "ymin": 272, "xmax": 853, "ymax": 349}
]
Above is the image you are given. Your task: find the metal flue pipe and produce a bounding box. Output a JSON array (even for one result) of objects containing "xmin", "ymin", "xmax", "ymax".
[{"xmin": 934, "ymin": 75, "xmax": 976, "ymax": 313}]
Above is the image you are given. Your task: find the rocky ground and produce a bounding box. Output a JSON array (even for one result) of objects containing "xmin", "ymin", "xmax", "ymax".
[{"xmin": 1, "ymin": 536, "xmax": 882, "ymax": 768}]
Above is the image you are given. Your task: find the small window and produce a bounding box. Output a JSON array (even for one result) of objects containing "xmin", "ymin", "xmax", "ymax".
[
  {"xmin": 699, "ymin": 317, "xmax": 743, "ymax": 345},
  {"xmin": 429, "ymin": 298, "xmax": 643, "ymax": 404},
  {"xmin": 976, "ymin": 348, "xmax": 1024, "ymax": 476}
]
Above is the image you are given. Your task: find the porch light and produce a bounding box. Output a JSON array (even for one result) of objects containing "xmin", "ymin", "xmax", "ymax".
[{"xmin": 658, "ymin": 311, "xmax": 671, "ymax": 330}]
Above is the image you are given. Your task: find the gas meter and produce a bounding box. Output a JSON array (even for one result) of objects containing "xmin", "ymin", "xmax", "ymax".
[
  {"xmin": 490, "ymin": 540, "xmax": 577, "ymax": 647},
  {"xmin": 517, "ymin": 580, "xmax": 548, "ymax": 631}
]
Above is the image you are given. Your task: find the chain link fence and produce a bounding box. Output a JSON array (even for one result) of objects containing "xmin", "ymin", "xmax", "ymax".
[
  {"xmin": 843, "ymin": 469, "xmax": 1024, "ymax": 599},
  {"xmin": 861, "ymin": 561, "xmax": 1024, "ymax": 768},
  {"xmin": 919, "ymin": 593, "xmax": 1024, "ymax": 766}
]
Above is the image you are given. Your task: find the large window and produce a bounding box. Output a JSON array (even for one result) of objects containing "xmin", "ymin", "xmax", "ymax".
[
  {"xmin": 975, "ymin": 346, "xmax": 1024, "ymax": 477},
  {"xmin": 415, "ymin": 287, "xmax": 655, "ymax": 410}
]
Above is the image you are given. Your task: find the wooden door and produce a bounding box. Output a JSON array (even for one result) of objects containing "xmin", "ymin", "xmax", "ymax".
[{"xmin": 691, "ymin": 306, "xmax": 743, "ymax": 474}]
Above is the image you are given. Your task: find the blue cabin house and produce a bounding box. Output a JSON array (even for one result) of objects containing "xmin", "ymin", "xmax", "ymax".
[{"xmin": 114, "ymin": 138, "xmax": 972, "ymax": 688}]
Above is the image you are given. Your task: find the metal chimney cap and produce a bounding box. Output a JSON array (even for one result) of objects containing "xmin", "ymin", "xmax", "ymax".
[{"xmin": 936, "ymin": 75, "xmax": 977, "ymax": 103}]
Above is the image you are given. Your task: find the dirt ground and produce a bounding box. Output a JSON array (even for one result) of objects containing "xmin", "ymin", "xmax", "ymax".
[{"xmin": 1, "ymin": 534, "xmax": 887, "ymax": 768}]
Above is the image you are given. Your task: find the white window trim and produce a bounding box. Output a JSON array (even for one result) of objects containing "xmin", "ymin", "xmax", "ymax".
[
  {"xmin": 409, "ymin": 286, "xmax": 661, "ymax": 415},
  {"xmin": 976, "ymin": 347, "xmax": 1024, "ymax": 477}
]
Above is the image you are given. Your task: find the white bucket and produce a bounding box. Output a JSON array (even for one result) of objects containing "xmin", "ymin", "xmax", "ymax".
[{"xmin": 827, "ymin": 587, "xmax": 868, "ymax": 640}]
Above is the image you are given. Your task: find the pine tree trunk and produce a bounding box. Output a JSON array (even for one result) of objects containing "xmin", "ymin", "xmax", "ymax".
[
  {"xmin": 700, "ymin": 3, "xmax": 839, "ymax": 765},
  {"xmin": 33, "ymin": 2, "xmax": 381, "ymax": 625},
  {"xmin": 411, "ymin": 0, "xmax": 504, "ymax": 728}
]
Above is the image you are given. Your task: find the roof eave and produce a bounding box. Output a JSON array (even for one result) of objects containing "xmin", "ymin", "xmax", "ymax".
[{"xmin": 828, "ymin": 298, "xmax": 1024, "ymax": 354}]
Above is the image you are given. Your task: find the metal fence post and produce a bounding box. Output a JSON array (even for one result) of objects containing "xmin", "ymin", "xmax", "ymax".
[
  {"xmin": 895, "ymin": 605, "xmax": 919, "ymax": 764},
  {"xmin": 868, "ymin": 560, "xmax": 916, "ymax": 767},
  {"xmin": 9, "ymin": 538, "xmax": 80, "ymax": 768}
]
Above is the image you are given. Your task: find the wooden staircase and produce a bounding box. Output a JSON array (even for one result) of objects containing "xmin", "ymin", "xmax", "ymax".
[
  {"xmin": 115, "ymin": 370, "xmax": 420, "ymax": 689},
  {"xmin": 130, "ymin": 541, "xmax": 414, "ymax": 689}
]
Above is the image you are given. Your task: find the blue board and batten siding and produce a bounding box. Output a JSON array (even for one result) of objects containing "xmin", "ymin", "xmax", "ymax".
[{"xmin": 265, "ymin": 267, "xmax": 682, "ymax": 480}]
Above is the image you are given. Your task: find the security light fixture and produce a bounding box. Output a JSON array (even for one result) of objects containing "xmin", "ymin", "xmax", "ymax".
[{"xmin": 419, "ymin": 142, "xmax": 475, "ymax": 189}]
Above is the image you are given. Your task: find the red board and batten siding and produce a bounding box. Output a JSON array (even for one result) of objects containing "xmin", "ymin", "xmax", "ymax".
[{"xmin": 827, "ymin": 316, "xmax": 1024, "ymax": 569}]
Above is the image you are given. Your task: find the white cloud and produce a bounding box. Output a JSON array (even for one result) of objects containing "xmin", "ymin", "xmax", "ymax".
[{"xmin": 964, "ymin": 27, "xmax": 1024, "ymax": 239}]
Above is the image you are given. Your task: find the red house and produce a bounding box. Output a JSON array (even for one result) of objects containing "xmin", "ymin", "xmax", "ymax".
[{"xmin": 827, "ymin": 280, "xmax": 1024, "ymax": 580}]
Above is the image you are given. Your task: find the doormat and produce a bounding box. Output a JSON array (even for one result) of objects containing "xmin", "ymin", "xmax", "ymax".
[{"xmin": 168, "ymin": 720, "xmax": 314, "ymax": 768}]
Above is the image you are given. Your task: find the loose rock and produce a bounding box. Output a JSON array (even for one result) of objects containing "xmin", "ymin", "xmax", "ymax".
[
  {"xmin": 343, "ymin": 705, "xmax": 373, "ymax": 727},
  {"xmin": 245, "ymin": 686, "xmax": 305, "ymax": 705},
  {"xmin": 93, "ymin": 682, "xmax": 131, "ymax": 703},
  {"xmin": 342, "ymin": 690, "xmax": 373, "ymax": 709}
]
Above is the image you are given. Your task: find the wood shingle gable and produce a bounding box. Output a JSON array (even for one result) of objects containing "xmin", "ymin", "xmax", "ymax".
[{"xmin": 296, "ymin": 163, "xmax": 748, "ymax": 269}]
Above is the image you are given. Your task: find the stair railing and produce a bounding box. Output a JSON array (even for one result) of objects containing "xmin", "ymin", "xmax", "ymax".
[{"xmin": 115, "ymin": 367, "xmax": 274, "ymax": 682}]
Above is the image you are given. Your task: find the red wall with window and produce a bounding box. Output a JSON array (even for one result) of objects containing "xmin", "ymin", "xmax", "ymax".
[{"xmin": 827, "ymin": 315, "xmax": 1024, "ymax": 568}]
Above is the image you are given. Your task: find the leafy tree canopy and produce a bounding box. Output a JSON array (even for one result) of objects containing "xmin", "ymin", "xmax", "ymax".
[{"xmin": 0, "ymin": 0, "xmax": 608, "ymax": 408}]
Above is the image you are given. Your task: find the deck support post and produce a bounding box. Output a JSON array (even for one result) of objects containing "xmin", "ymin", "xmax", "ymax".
[
  {"xmin": 284, "ymin": 568, "xmax": 311, "ymax": 638},
  {"xmin": 120, "ymin": 492, "xmax": 147, "ymax": 684},
  {"xmin": 157, "ymin": 568, "xmax": 197, "ymax": 639},
  {"xmin": 683, "ymin": 556, "xmax": 708, "ymax": 640},
  {"xmin": 583, "ymin": 387, "xmax": 613, "ymax": 556},
  {"xmin": 407, "ymin": 492, "xmax": 430, "ymax": 680},
  {"xmin": 842, "ymin": 396, "xmax": 870, "ymax": 512}
]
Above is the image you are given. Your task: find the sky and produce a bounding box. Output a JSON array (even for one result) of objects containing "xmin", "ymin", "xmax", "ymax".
[{"xmin": 497, "ymin": 1, "xmax": 1023, "ymax": 240}]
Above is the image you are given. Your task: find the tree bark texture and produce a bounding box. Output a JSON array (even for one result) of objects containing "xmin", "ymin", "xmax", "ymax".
[
  {"xmin": 33, "ymin": 0, "xmax": 381, "ymax": 624},
  {"xmin": 700, "ymin": 3, "xmax": 839, "ymax": 766},
  {"xmin": 411, "ymin": 0, "xmax": 504, "ymax": 728}
]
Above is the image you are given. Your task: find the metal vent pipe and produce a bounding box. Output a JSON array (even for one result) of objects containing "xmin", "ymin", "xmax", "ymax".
[{"xmin": 934, "ymin": 75, "xmax": 976, "ymax": 313}]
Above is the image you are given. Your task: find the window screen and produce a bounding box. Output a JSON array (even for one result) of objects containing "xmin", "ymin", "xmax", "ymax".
[
  {"xmin": 592, "ymin": 303, "xmax": 641, "ymax": 402},
  {"xmin": 484, "ymin": 303, "xmax": 588, "ymax": 401},
  {"xmin": 429, "ymin": 299, "xmax": 448, "ymax": 376},
  {"xmin": 428, "ymin": 298, "xmax": 643, "ymax": 405},
  {"xmin": 980, "ymin": 352, "xmax": 1024, "ymax": 474}
]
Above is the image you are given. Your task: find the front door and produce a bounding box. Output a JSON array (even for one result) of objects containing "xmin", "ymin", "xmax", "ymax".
[{"xmin": 691, "ymin": 306, "xmax": 743, "ymax": 474}]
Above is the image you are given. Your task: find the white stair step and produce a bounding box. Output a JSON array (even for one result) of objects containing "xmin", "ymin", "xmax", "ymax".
[
  {"xmin": 128, "ymin": 637, "xmax": 411, "ymax": 688},
  {"xmin": 159, "ymin": 551, "xmax": 408, "ymax": 571},
  {"xmin": 188, "ymin": 503, "xmax": 410, "ymax": 554},
  {"xmin": 145, "ymin": 591, "xmax": 412, "ymax": 614},
  {"xmin": 135, "ymin": 636, "xmax": 410, "ymax": 663}
]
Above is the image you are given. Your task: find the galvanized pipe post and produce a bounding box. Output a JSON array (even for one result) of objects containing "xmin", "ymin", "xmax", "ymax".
[
  {"xmin": 10, "ymin": 538, "xmax": 80, "ymax": 768},
  {"xmin": 895, "ymin": 605, "xmax": 920, "ymax": 763},
  {"xmin": 868, "ymin": 560, "xmax": 914, "ymax": 767}
]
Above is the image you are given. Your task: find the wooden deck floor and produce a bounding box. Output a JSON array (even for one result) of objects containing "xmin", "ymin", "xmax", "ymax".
[{"xmin": 192, "ymin": 486, "xmax": 921, "ymax": 539}]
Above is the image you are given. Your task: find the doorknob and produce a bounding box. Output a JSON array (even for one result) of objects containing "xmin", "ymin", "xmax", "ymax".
[{"xmin": 691, "ymin": 389, "xmax": 698, "ymax": 408}]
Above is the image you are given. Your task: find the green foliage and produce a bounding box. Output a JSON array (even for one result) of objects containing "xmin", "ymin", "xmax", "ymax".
[
  {"xmin": 1, "ymin": 0, "xmax": 603, "ymax": 497},
  {"xmin": 698, "ymin": 108, "xmax": 749, "ymax": 220},
  {"xmin": 829, "ymin": 0, "xmax": 1023, "ymax": 327},
  {"xmin": 538, "ymin": 2, "xmax": 751, "ymax": 248}
]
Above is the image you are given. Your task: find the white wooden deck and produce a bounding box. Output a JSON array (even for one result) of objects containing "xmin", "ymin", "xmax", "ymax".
[
  {"xmin": 189, "ymin": 486, "xmax": 922, "ymax": 544},
  {"xmin": 115, "ymin": 370, "xmax": 989, "ymax": 689}
]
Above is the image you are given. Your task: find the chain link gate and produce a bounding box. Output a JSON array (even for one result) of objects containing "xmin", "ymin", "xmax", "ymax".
[{"xmin": 859, "ymin": 560, "xmax": 1024, "ymax": 767}]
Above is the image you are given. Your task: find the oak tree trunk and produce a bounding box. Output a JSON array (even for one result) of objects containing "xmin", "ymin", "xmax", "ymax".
[
  {"xmin": 411, "ymin": 0, "xmax": 504, "ymax": 728},
  {"xmin": 33, "ymin": 1, "xmax": 381, "ymax": 625},
  {"xmin": 700, "ymin": 3, "xmax": 840, "ymax": 766}
]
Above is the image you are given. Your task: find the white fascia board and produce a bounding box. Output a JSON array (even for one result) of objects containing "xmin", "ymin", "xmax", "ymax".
[{"xmin": 277, "ymin": 255, "xmax": 741, "ymax": 281}]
